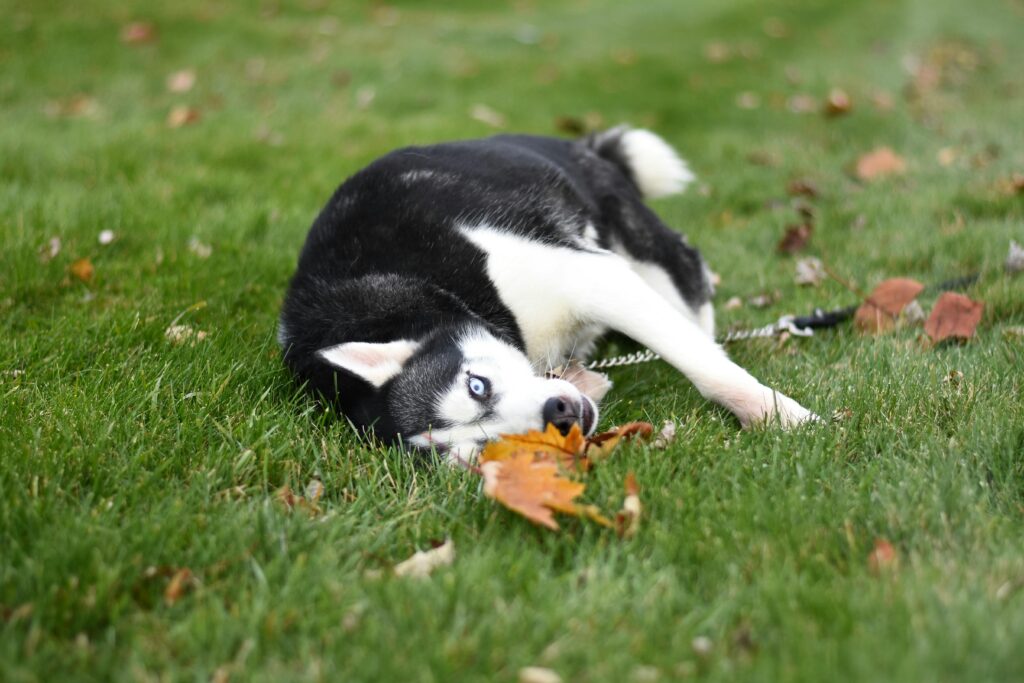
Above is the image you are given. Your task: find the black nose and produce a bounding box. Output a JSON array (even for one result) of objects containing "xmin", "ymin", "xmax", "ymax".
[{"xmin": 542, "ymin": 396, "xmax": 580, "ymax": 436}]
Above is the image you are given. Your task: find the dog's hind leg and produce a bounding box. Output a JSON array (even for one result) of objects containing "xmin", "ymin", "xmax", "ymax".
[{"xmin": 579, "ymin": 258, "xmax": 817, "ymax": 428}]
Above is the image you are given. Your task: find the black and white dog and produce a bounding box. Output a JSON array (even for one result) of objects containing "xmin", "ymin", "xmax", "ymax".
[{"xmin": 279, "ymin": 127, "xmax": 816, "ymax": 463}]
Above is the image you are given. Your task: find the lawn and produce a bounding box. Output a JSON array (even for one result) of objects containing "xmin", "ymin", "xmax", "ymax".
[{"xmin": 2, "ymin": 0, "xmax": 1024, "ymax": 681}]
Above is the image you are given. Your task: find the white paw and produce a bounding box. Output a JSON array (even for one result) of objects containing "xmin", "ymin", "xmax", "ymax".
[{"xmin": 739, "ymin": 389, "xmax": 820, "ymax": 429}]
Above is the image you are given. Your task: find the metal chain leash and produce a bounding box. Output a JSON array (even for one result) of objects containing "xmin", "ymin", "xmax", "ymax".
[
  {"xmin": 586, "ymin": 315, "xmax": 813, "ymax": 370},
  {"xmin": 585, "ymin": 272, "xmax": 979, "ymax": 371}
]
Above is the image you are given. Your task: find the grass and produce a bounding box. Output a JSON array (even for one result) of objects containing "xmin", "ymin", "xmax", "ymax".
[{"xmin": 2, "ymin": 0, "xmax": 1024, "ymax": 680}]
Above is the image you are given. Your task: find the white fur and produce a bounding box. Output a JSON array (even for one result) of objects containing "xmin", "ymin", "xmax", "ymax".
[
  {"xmin": 462, "ymin": 225, "xmax": 816, "ymax": 428},
  {"xmin": 317, "ymin": 339, "xmax": 420, "ymax": 388},
  {"xmin": 619, "ymin": 128, "xmax": 695, "ymax": 199}
]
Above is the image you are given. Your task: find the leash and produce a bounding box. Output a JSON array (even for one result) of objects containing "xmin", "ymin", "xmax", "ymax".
[{"xmin": 586, "ymin": 272, "xmax": 979, "ymax": 371}]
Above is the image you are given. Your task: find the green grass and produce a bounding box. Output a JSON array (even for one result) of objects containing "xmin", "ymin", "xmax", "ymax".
[{"xmin": 2, "ymin": 0, "xmax": 1024, "ymax": 681}]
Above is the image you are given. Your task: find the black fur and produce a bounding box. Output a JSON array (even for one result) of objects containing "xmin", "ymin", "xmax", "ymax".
[{"xmin": 279, "ymin": 131, "xmax": 710, "ymax": 444}]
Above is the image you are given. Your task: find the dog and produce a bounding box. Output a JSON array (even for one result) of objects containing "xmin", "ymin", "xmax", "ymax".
[{"xmin": 278, "ymin": 126, "xmax": 816, "ymax": 464}]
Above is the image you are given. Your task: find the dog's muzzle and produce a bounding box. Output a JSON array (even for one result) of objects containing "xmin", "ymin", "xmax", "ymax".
[{"xmin": 542, "ymin": 395, "xmax": 596, "ymax": 436}]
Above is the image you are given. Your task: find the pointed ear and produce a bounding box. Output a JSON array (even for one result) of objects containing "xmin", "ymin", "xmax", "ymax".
[
  {"xmin": 316, "ymin": 339, "xmax": 420, "ymax": 388},
  {"xmin": 559, "ymin": 362, "xmax": 613, "ymax": 402}
]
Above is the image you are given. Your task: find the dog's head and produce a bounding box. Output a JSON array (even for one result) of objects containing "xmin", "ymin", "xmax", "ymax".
[{"xmin": 316, "ymin": 327, "xmax": 609, "ymax": 464}]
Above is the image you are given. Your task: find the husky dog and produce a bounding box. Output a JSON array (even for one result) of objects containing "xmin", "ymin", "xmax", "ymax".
[{"xmin": 279, "ymin": 127, "xmax": 816, "ymax": 463}]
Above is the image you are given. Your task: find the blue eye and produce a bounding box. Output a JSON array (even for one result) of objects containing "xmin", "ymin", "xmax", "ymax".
[{"xmin": 467, "ymin": 375, "xmax": 490, "ymax": 400}]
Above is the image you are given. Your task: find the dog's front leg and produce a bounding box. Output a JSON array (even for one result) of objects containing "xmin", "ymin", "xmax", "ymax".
[{"xmin": 581, "ymin": 260, "xmax": 817, "ymax": 428}]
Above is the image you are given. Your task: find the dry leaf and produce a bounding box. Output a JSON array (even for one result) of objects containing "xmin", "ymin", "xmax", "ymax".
[
  {"xmin": 786, "ymin": 178, "xmax": 820, "ymax": 198},
  {"xmin": 586, "ymin": 422, "xmax": 654, "ymax": 460},
  {"xmin": 481, "ymin": 423, "xmax": 587, "ymax": 470},
  {"xmin": 519, "ymin": 667, "xmax": 562, "ymax": 683},
  {"xmin": 616, "ymin": 473, "xmax": 642, "ymax": 538},
  {"xmin": 777, "ymin": 223, "xmax": 813, "ymax": 254},
  {"xmin": 394, "ymin": 538, "xmax": 454, "ymax": 578},
  {"xmin": 481, "ymin": 454, "xmax": 585, "ymax": 530},
  {"xmin": 854, "ymin": 278, "xmax": 925, "ymax": 333},
  {"xmin": 166, "ymin": 69, "xmax": 196, "ymax": 93},
  {"xmin": 167, "ymin": 105, "xmax": 200, "ymax": 128},
  {"xmin": 855, "ymin": 147, "xmax": 906, "ymax": 181},
  {"xmin": 188, "ymin": 236, "xmax": 212, "ymax": 258},
  {"xmin": 794, "ymin": 257, "xmax": 826, "ymax": 286},
  {"xmin": 121, "ymin": 21, "xmax": 157, "ymax": 44},
  {"xmin": 164, "ymin": 324, "xmax": 208, "ymax": 346},
  {"xmin": 164, "ymin": 568, "xmax": 193, "ymax": 605},
  {"xmin": 867, "ymin": 539, "xmax": 898, "ymax": 575},
  {"xmin": 69, "ymin": 257, "xmax": 94, "ymax": 282},
  {"xmin": 470, "ymin": 104, "xmax": 506, "ymax": 128},
  {"xmin": 275, "ymin": 484, "xmax": 321, "ymax": 516},
  {"xmin": 1006, "ymin": 240, "xmax": 1024, "ymax": 275},
  {"xmin": 40, "ymin": 236, "xmax": 61, "ymax": 262},
  {"xmin": 924, "ymin": 292, "xmax": 984, "ymax": 342},
  {"xmin": 651, "ymin": 420, "xmax": 677, "ymax": 449},
  {"xmin": 823, "ymin": 88, "xmax": 852, "ymax": 116},
  {"xmin": 554, "ymin": 115, "xmax": 586, "ymax": 135},
  {"xmin": 724, "ymin": 296, "xmax": 743, "ymax": 311}
]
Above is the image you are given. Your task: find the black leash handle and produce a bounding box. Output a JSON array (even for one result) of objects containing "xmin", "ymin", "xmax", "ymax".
[{"xmin": 788, "ymin": 273, "xmax": 980, "ymax": 332}]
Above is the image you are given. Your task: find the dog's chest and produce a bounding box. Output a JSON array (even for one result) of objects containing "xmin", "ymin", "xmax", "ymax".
[{"xmin": 460, "ymin": 226, "xmax": 608, "ymax": 367}]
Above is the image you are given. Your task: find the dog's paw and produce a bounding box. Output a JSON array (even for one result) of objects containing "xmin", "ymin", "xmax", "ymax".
[{"xmin": 738, "ymin": 389, "xmax": 820, "ymax": 429}]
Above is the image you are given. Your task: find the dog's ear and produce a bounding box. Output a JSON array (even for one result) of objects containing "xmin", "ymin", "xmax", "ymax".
[
  {"xmin": 558, "ymin": 362, "xmax": 613, "ymax": 402},
  {"xmin": 316, "ymin": 340, "xmax": 420, "ymax": 388}
]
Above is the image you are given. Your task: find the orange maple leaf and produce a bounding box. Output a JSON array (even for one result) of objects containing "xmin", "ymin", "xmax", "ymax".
[
  {"xmin": 481, "ymin": 453, "xmax": 585, "ymax": 530},
  {"xmin": 481, "ymin": 423, "xmax": 587, "ymax": 469}
]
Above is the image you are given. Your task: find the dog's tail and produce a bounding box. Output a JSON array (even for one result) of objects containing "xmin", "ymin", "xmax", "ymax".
[{"xmin": 584, "ymin": 126, "xmax": 695, "ymax": 199}]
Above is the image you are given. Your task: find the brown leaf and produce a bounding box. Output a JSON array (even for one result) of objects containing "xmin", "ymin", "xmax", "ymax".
[
  {"xmin": 481, "ymin": 424, "xmax": 587, "ymax": 470},
  {"xmin": 615, "ymin": 473, "xmax": 642, "ymax": 538},
  {"xmin": 167, "ymin": 105, "xmax": 200, "ymax": 128},
  {"xmin": 777, "ymin": 223, "xmax": 813, "ymax": 254},
  {"xmin": 275, "ymin": 484, "xmax": 321, "ymax": 516},
  {"xmin": 481, "ymin": 453, "xmax": 585, "ymax": 530},
  {"xmin": 867, "ymin": 539, "xmax": 898, "ymax": 575},
  {"xmin": 794, "ymin": 257, "xmax": 826, "ymax": 287},
  {"xmin": 585, "ymin": 422, "xmax": 654, "ymax": 461},
  {"xmin": 854, "ymin": 278, "xmax": 925, "ymax": 333},
  {"xmin": 394, "ymin": 538, "xmax": 454, "ymax": 578},
  {"xmin": 164, "ymin": 568, "xmax": 193, "ymax": 605},
  {"xmin": 823, "ymin": 88, "xmax": 852, "ymax": 117},
  {"xmin": 69, "ymin": 257, "xmax": 94, "ymax": 282},
  {"xmin": 786, "ymin": 178, "xmax": 819, "ymax": 198},
  {"xmin": 855, "ymin": 147, "xmax": 906, "ymax": 181},
  {"xmin": 924, "ymin": 292, "xmax": 984, "ymax": 342},
  {"xmin": 121, "ymin": 22, "xmax": 157, "ymax": 45},
  {"xmin": 166, "ymin": 69, "xmax": 196, "ymax": 93},
  {"xmin": 554, "ymin": 115, "xmax": 585, "ymax": 136}
]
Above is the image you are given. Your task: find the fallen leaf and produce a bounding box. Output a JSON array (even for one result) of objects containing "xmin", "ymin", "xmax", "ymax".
[
  {"xmin": 39, "ymin": 236, "xmax": 61, "ymax": 262},
  {"xmin": 121, "ymin": 21, "xmax": 157, "ymax": 44},
  {"xmin": 167, "ymin": 105, "xmax": 200, "ymax": 128},
  {"xmin": 98, "ymin": 229, "xmax": 115, "ymax": 245},
  {"xmin": 777, "ymin": 223, "xmax": 813, "ymax": 254},
  {"xmin": 165, "ymin": 324, "xmax": 208, "ymax": 346},
  {"xmin": 274, "ymin": 484, "xmax": 321, "ymax": 516},
  {"xmin": 786, "ymin": 178, "xmax": 820, "ymax": 198},
  {"xmin": 554, "ymin": 115, "xmax": 586, "ymax": 135},
  {"xmin": 616, "ymin": 473, "xmax": 642, "ymax": 538},
  {"xmin": 188, "ymin": 236, "xmax": 212, "ymax": 258},
  {"xmin": 651, "ymin": 420, "xmax": 677, "ymax": 449},
  {"xmin": 304, "ymin": 479, "xmax": 324, "ymax": 504},
  {"xmin": 794, "ymin": 257, "xmax": 826, "ymax": 286},
  {"xmin": 867, "ymin": 539, "xmax": 898, "ymax": 575},
  {"xmin": 748, "ymin": 291, "xmax": 779, "ymax": 309},
  {"xmin": 585, "ymin": 422, "xmax": 653, "ymax": 460},
  {"xmin": 470, "ymin": 104, "xmax": 506, "ymax": 128},
  {"xmin": 823, "ymin": 88, "xmax": 852, "ymax": 116},
  {"xmin": 394, "ymin": 538, "xmax": 454, "ymax": 578},
  {"xmin": 164, "ymin": 568, "xmax": 194, "ymax": 605},
  {"xmin": 855, "ymin": 147, "xmax": 906, "ymax": 181},
  {"xmin": 481, "ymin": 423, "xmax": 587, "ymax": 470},
  {"xmin": 854, "ymin": 278, "xmax": 924, "ymax": 333},
  {"xmin": 481, "ymin": 454, "xmax": 585, "ymax": 530},
  {"xmin": 519, "ymin": 667, "xmax": 562, "ymax": 683},
  {"xmin": 924, "ymin": 292, "xmax": 984, "ymax": 342},
  {"xmin": 724, "ymin": 296, "xmax": 743, "ymax": 310},
  {"xmin": 166, "ymin": 69, "xmax": 196, "ymax": 93},
  {"xmin": 69, "ymin": 257, "xmax": 94, "ymax": 282},
  {"xmin": 1006, "ymin": 240, "xmax": 1024, "ymax": 274}
]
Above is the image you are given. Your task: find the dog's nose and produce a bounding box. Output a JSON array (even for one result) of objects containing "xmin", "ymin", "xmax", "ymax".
[{"xmin": 542, "ymin": 396, "xmax": 580, "ymax": 436}]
